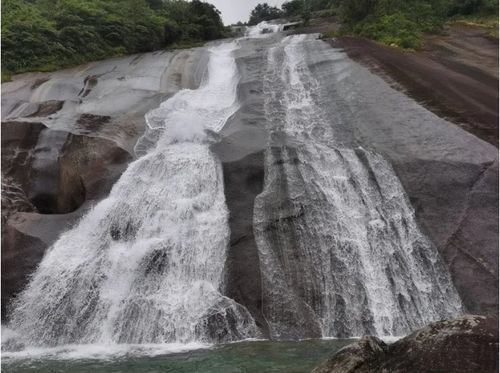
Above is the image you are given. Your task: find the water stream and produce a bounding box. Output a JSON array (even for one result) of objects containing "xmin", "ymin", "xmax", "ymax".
[
  {"xmin": 6, "ymin": 40, "xmax": 259, "ymax": 349},
  {"xmin": 254, "ymin": 34, "xmax": 462, "ymax": 339},
  {"xmin": 3, "ymin": 24, "xmax": 464, "ymax": 370}
]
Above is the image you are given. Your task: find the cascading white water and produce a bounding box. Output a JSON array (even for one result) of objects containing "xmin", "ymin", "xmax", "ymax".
[
  {"xmin": 245, "ymin": 21, "xmax": 284, "ymax": 38},
  {"xmin": 255, "ymin": 35, "xmax": 463, "ymax": 339},
  {"xmin": 7, "ymin": 41, "xmax": 260, "ymax": 348},
  {"xmin": 4, "ymin": 25, "xmax": 465, "ymax": 356}
]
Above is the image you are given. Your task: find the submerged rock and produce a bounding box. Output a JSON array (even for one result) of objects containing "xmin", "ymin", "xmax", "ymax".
[{"xmin": 312, "ymin": 315, "xmax": 499, "ymax": 373}]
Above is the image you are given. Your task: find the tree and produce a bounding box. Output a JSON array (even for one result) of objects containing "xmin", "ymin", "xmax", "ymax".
[
  {"xmin": 2, "ymin": 0, "xmax": 228, "ymax": 77},
  {"xmin": 282, "ymin": 0, "xmax": 303, "ymax": 16},
  {"xmin": 248, "ymin": 3, "xmax": 283, "ymax": 25}
]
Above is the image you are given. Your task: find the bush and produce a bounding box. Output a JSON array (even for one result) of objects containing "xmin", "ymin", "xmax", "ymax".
[
  {"xmin": 336, "ymin": 0, "xmax": 477, "ymax": 49},
  {"xmin": 357, "ymin": 13, "xmax": 422, "ymax": 49}
]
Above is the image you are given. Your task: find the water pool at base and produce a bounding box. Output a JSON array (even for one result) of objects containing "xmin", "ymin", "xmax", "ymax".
[{"xmin": 2, "ymin": 339, "xmax": 355, "ymax": 373}]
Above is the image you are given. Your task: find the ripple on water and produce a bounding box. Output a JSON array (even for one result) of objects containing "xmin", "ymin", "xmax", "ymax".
[{"xmin": 2, "ymin": 339, "xmax": 356, "ymax": 373}]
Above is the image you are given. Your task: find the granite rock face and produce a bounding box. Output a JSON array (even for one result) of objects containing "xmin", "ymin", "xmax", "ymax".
[
  {"xmin": 312, "ymin": 315, "xmax": 499, "ymax": 373},
  {"xmin": 219, "ymin": 33, "xmax": 497, "ymax": 338},
  {"xmin": 1, "ymin": 31, "xmax": 498, "ymax": 335}
]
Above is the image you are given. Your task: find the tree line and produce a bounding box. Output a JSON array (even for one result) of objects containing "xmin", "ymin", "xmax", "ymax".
[
  {"xmin": 337, "ymin": 0, "xmax": 498, "ymax": 48},
  {"xmin": 248, "ymin": 0, "xmax": 498, "ymax": 48},
  {"xmin": 248, "ymin": 0, "xmax": 335, "ymax": 25},
  {"xmin": 2, "ymin": 0, "xmax": 227, "ymax": 79}
]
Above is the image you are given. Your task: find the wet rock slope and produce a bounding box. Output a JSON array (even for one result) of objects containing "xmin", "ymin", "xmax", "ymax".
[{"xmin": 1, "ymin": 27, "xmax": 498, "ymax": 342}]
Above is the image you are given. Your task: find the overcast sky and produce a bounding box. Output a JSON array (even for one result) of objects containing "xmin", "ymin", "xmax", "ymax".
[{"xmin": 207, "ymin": 0, "xmax": 287, "ymax": 25}]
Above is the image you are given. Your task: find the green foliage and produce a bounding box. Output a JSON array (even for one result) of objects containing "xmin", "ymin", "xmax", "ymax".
[
  {"xmin": 450, "ymin": 14, "xmax": 499, "ymax": 37},
  {"xmin": 282, "ymin": 0, "xmax": 303, "ymax": 17},
  {"xmin": 448, "ymin": 0, "xmax": 499, "ymax": 15},
  {"xmin": 2, "ymin": 0, "xmax": 226, "ymax": 76},
  {"xmin": 339, "ymin": 0, "xmax": 379, "ymax": 24},
  {"xmin": 280, "ymin": 0, "xmax": 335, "ymax": 25},
  {"xmin": 356, "ymin": 13, "xmax": 422, "ymax": 49},
  {"xmin": 281, "ymin": 0, "xmax": 336, "ymax": 17},
  {"xmin": 336, "ymin": 0, "xmax": 498, "ymax": 49},
  {"xmin": 300, "ymin": 0, "xmax": 312, "ymax": 26},
  {"xmin": 248, "ymin": 3, "xmax": 283, "ymax": 25},
  {"xmin": 320, "ymin": 29, "xmax": 341, "ymax": 39}
]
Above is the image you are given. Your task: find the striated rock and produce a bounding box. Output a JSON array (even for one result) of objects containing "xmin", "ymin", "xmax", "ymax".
[
  {"xmin": 312, "ymin": 315, "xmax": 499, "ymax": 373},
  {"xmin": 218, "ymin": 32, "xmax": 497, "ymax": 337},
  {"xmin": 215, "ymin": 35, "xmax": 283, "ymax": 338},
  {"xmin": 302, "ymin": 37, "xmax": 498, "ymax": 319},
  {"xmin": 394, "ymin": 159, "xmax": 499, "ymax": 315},
  {"xmin": 221, "ymin": 152, "xmax": 268, "ymax": 335},
  {"xmin": 332, "ymin": 26, "xmax": 499, "ymax": 147}
]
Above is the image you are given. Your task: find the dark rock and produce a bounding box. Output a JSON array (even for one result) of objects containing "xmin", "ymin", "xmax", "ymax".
[
  {"xmin": 1, "ymin": 222, "xmax": 47, "ymax": 319},
  {"xmin": 57, "ymin": 133, "xmax": 131, "ymax": 203},
  {"xmin": 1, "ymin": 121, "xmax": 47, "ymax": 191},
  {"xmin": 394, "ymin": 160, "xmax": 499, "ymax": 315},
  {"xmin": 312, "ymin": 315, "xmax": 499, "ymax": 373},
  {"xmin": 221, "ymin": 151, "xmax": 268, "ymax": 336},
  {"xmin": 1, "ymin": 122, "xmax": 131, "ymax": 319},
  {"xmin": 197, "ymin": 302, "xmax": 256, "ymax": 343},
  {"xmin": 312, "ymin": 336, "xmax": 387, "ymax": 373},
  {"xmin": 76, "ymin": 113, "xmax": 111, "ymax": 131},
  {"xmin": 26, "ymin": 100, "xmax": 64, "ymax": 117},
  {"xmin": 215, "ymin": 35, "xmax": 282, "ymax": 338}
]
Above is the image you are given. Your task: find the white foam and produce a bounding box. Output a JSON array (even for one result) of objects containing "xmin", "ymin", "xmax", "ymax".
[
  {"xmin": 245, "ymin": 21, "xmax": 284, "ymax": 38},
  {"xmin": 255, "ymin": 34, "xmax": 463, "ymax": 340},
  {"xmin": 2, "ymin": 342, "xmax": 209, "ymax": 361},
  {"xmin": 6, "ymin": 40, "xmax": 259, "ymax": 350}
]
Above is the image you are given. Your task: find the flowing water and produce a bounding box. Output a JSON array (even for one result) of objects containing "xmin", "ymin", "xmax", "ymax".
[
  {"xmin": 3, "ymin": 23, "xmax": 464, "ymax": 372},
  {"xmin": 2, "ymin": 339, "xmax": 356, "ymax": 373},
  {"xmin": 254, "ymin": 34, "xmax": 462, "ymax": 339},
  {"xmin": 6, "ymin": 40, "xmax": 259, "ymax": 349}
]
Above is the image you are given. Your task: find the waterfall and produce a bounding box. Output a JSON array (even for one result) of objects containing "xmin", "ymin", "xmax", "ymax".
[
  {"xmin": 245, "ymin": 21, "xmax": 284, "ymax": 38},
  {"xmin": 7, "ymin": 41, "xmax": 260, "ymax": 348},
  {"xmin": 4, "ymin": 26, "xmax": 465, "ymax": 353},
  {"xmin": 254, "ymin": 35, "xmax": 463, "ymax": 339}
]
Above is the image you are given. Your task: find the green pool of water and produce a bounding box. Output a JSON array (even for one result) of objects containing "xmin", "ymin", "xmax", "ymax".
[{"xmin": 2, "ymin": 339, "xmax": 355, "ymax": 373}]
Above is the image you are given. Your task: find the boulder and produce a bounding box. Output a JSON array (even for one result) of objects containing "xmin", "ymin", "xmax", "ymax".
[{"xmin": 312, "ymin": 315, "xmax": 499, "ymax": 373}]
